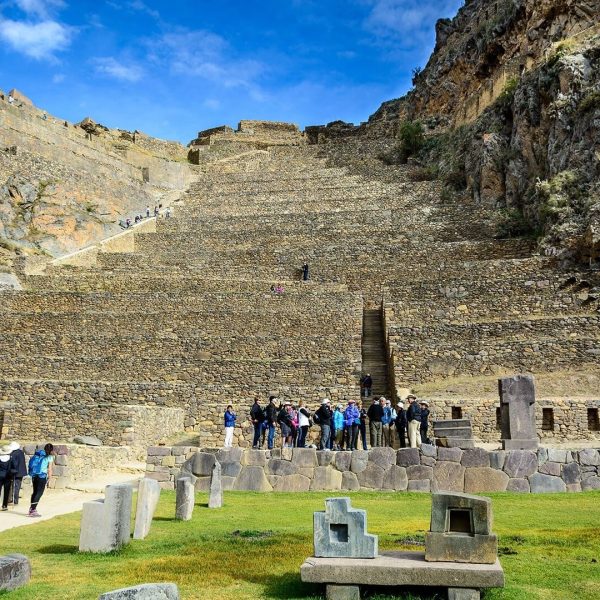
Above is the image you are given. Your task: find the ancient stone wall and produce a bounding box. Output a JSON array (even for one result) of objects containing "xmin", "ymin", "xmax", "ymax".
[{"xmin": 145, "ymin": 445, "xmax": 600, "ymax": 493}]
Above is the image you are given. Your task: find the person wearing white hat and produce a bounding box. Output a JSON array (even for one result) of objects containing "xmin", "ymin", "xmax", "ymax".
[
  {"xmin": 0, "ymin": 444, "xmax": 13, "ymax": 511},
  {"xmin": 7, "ymin": 442, "xmax": 27, "ymax": 506}
]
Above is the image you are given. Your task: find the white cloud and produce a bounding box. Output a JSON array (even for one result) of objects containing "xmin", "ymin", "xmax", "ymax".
[
  {"xmin": 0, "ymin": 18, "xmax": 74, "ymax": 59},
  {"xmin": 93, "ymin": 57, "xmax": 144, "ymax": 81},
  {"xmin": 13, "ymin": 0, "xmax": 65, "ymax": 19},
  {"xmin": 128, "ymin": 0, "xmax": 160, "ymax": 19}
]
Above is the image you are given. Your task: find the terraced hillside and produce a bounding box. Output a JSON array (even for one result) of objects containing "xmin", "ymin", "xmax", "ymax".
[{"xmin": 1, "ymin": 137, "xmax": 599, "ymax": 447}]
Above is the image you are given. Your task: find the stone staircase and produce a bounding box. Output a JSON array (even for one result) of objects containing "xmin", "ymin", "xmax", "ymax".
[{"xmin": 0, "ymin": 135, "xmax": 598, "ymax": 449}]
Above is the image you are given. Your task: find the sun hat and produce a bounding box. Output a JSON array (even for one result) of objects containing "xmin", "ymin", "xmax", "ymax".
[
  {"xmin": 6, "ymin": 441, "xmax": 20, "ymax": 452},
  {"xmin": 321, "ymin": 398, "xmax": 331, "ymax": 404},
  {"xmin": 420, "ymin": 400, "xmax": 429, "ymax": 406},
  {"xmin": 407, "ymin": 394, "xmax": 417, "ymax": 400}
]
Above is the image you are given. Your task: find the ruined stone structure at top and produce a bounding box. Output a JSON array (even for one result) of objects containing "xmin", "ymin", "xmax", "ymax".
[{"xmin": 499, "ymin": 375, "xmax": 538, "ymax": 451}]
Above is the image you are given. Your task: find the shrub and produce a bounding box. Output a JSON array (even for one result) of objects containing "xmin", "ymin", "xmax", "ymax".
[{"xmin": 577, "ymin": 91, "xmax": 600, "ymax": 115}]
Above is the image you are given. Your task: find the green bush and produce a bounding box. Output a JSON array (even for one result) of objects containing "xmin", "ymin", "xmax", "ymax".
[{"xmin": 577, "ymin": 91, "xmax": 600, "ymax": 115}]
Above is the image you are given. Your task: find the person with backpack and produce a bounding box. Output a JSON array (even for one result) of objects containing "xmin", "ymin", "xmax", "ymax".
[
  {"xmin": 250, "ymin": 398, "xmax": 265, "ymax": 449},
  {"xmin": 0, "ymin": 445, "xmax": 14, "ymax": 511},
  {"xmin": 7, "ymin": 442, "xmax": 27, "ymax": 506},
  {"xmin": 277, "ymin": 402, "xmax": 294, "ymax": 448},
  {"xmin": 223, "ymin": 405, "xmax": 236, "ymax": 448},
  {"xmin": 28, "ymin": 443, "xmax": 54, "ymax": 517},
  {"xmin": 314, "ymin": 399, "xmax": 332, "ymax": 450}
]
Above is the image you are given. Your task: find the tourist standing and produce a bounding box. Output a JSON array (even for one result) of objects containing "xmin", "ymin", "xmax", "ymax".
[
  {"xmin": 367, "ymin": 397, "xmax": 384, "ymax": 447},
  {"xmin": 315, "ymin": 399, "xmax": 332, "ymax": 450},
  {"xmin": 8, "ymin": 442, "xmax": 27, "ymax": 505},
  {"xmin": 420, "ymin": 401, "xmax": 430, "ymax": 444},
  {"xmin": 358, "ymin": 400, "xmax": 368, "ymax": 450},
  {"xmin": 265, "ymin": 396, "xmax": 278, "ymax": 450},
  {"xmin": 297, "ymin": 401, "xmax": 311, "ymax": 448},
  {"xmin": 277, "ymin": 402, "xmax": 294, "ymax": 448},
  {"xmin": 0, "ymin": 445, "xmax": 13, "ymax": 511},
  {"xmin": 28, "ymin": 443, "xmax": 54, "ymax": 517},
  {"xmin": 343, "ymin": 400, "xmax": 359, "ymax": 450},
  {"xmin": 302, "ymin": 262, "xmax": 309, "ymax": 281},
  {"xmin": 223, "ymin": 405, "xmax": 236, "ymax": 448},
  {"xmin": 250, "ymin": 398, "xmax": 265, "ymax": 449},
  {"xmin": 146, "ymin": 205, "xmax": 151, "ymax": 218},
  {"xmin": 333, "ymin": 404, "xmax": 345, "ymax": 450},
  {"xmin": 395, "ymin": 403, "xmax": 407, "ymax": 448},
  {"xmin": 361, "ymin": 373, "xmax": 373, "ymax": 398},
  {"xmin": 381, "ymin": 397, "xmax": 393, "ymax": 447},
  {"xmin": 407, "ymin": 395, "xmax": 422, "ymax": 448}
]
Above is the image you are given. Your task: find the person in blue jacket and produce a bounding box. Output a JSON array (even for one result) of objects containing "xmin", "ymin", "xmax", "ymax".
[
  {"xmin": 224, "ymin": 405, "xmax": 237, "ymax": 448},
  {"xmin": 28, "ymin": 443, "xmax": 54, "ymax": 517},
  {"xmin": 343, "ymin": 400, "xmax": 360, "ymax": 451},
  {"xmin": 332, "ymin": 405, "xmax": 345, "ymax": 450}
]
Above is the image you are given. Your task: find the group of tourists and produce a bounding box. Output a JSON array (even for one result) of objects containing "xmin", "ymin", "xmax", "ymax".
[
  {"xmin": 0, "ymin": 442, "xmax": 54, "ymax": 517},
  {"xmin": 120, "ymin": 204, "xmax": 171, "ymax": 229},
  {"xmin": 227, "ymin": 394, "xmax": 430, "ymax": 450}
]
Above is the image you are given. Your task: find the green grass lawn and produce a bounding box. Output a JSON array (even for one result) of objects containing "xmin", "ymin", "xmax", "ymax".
[{"xmin": 1, "ymin": 491, "xmax": 599, "ymax": 600}]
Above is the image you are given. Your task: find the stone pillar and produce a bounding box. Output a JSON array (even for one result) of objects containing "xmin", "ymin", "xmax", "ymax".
[
  {"xmin": 133, "ymin": 478, "xmax": 161, "ymax": 540},
  {"xmin": 175, "ymin": 477, "xmax": 194, "ymax": 521},
  {"xmin": 499, "ymin": 375, "xmax": 538, "ymax": 450},
  {"xmin": 208, "ymin": 462, "xmax": 223, "ymax": 509},
  {"xmin": 79, "ymin": 484, "xmax": 133, "ymax": 553}
]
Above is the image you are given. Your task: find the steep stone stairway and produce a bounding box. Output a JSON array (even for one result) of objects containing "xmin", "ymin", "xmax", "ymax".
[{"xmin": 361, "ymin": 308, "xmax": 390, "ymax": 400}]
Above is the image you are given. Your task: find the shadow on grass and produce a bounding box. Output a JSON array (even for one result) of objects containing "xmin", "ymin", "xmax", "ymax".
[
  {"xmin": 261, "ymin": 571, "xmax": 321, "ymax": 599},
  {"xmin": 37, "ymin": 544, "xmax": 78, "ymax": 555}
]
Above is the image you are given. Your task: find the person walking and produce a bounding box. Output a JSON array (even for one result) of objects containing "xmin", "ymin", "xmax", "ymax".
[
  {"xmin": 367, "ymin": 397, "xmax": 384, "ymax": 447},
  {"xmin": 0, "ymin": 445, "xmax": 13, "ymax": 511},
  {"xmin": 223, "ymin": 405, "xmax": 236, "ymax": 448},
  {"xmin": 297, "ymin": 401, "xmax": 311, "ymax": 448},
  {"xmin": 343, "ymin": 400, "xmax": 360, "ymax": 451},
  {"xmin": 395, "ymin": 403, "xmax": 408, "ymax": 448},
  {"xmin": 361, "ymin": 374, "xmax": 373, "ymax": 398},
  {"xmin": 407, "ymin": 395, "xmax": 422, "ymax": 448},
  {"xmin": 7, "ymin": 442, "xmax": 27, "ymax": 506},
  {"xmin": 315, "ymin": 399, "xmax": 332, "ymax": 450},
  {"xmin": 333, "ymin": 404, "xmax": 345, "ymax": 450},
  {"xmin": 420, "ymin": 401, "xmax": 431, "ymax": 444},
  {"xmin": 250, "ymin": 398, "xmax": 265, "ymax": 449},
  {"xmin": 358, "ymin": 400, "xmax": 368, "ymax": 450},
  {"xmin": 264, "ymin": 395, "xmax": 278, "ymax": 450},
  {"xmin": 28, "ymin": 443, "xmax": 54, "ymax": 517}
]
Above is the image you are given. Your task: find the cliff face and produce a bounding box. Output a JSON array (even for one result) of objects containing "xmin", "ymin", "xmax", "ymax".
[{"xmin": 0, "ymin": 94, "xmax": 194, "ymax": 270}]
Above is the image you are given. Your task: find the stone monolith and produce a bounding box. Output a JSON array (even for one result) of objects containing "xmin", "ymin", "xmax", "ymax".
[{"xmin": 133, "ymin": 478, "xmax": 161, "ymax": 540}]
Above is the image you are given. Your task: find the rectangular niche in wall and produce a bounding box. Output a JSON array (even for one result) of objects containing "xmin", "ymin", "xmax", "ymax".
[
  {"xmin": 495, "ymin": 406, "xmax": 501, "ymax": 430},
  {"xmin": 452, "ymin": 406, "xmax": 463, "ymax": 420},
  {"xmin": 542, "ymin": 408, "xmax": 554, "ymax": 431},
  {"xmin": 588, "ymin": 408, "xmax": 600, "ymax": 432}
]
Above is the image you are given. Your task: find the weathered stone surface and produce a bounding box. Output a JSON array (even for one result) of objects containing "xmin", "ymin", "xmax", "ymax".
[
  {"xmin": 356, "ymin": 463, "xmax": 385, "ymax": 489},
  {"xmin": 317, "ymin": 450, "xmax": 335, "ymax": 467},
  {"xmin": 191, "ymin": 452, "xmax": 216, "ymax": 476},
  {"xmin": 292, "ymin": 448, "xmax": 318, "ymax": 468},
  {"xmin": 420, "ymin": 444, "xmax": 437, "ymax": 458},
  {"xmin": 216, "ymin": 447, "xmax": 243, "ymax": 464},
  {"xmin": 420, "ymin": 456, "xmax": 436, "ymax": 467},
  {"xmin": 242, "ymin": 449, "xmax": 267, "ymax": 467},
  {"xmin": 314, "ymin": 498, "xmax": 378, "ymax": 558},
  {"xmin": 547, "ymin": 448, "xmax": 568, "ymax": 464},
  {"xmin": 0, "ymin": 554, "xmax": 31, "ymax": 592},
  {"xmin": 334, "ymin": 451, "xmax": 352, "ymax": 472},
  {"xmin": 578, "ymin": 449, "xmax": 600, "ymax": 466},
  {"xmin": 503, "ymin": 451, "xmax": 537, "ymax": 478},
  {"xmin": 193, "ymin": 477, "xmax": 210, "ymax": 492},
  {"xmin": 397, "ymin": 448, "xmax": 420, "ymax": 467},
  {"xmin": 368, "ymin": 447, "xmax": 396, "ymax": 469},
  {"xmin": 222, "ymin": 476, "xmax": 236, "ymax": 491},
  {"xmin": 539, "ymin": 461, "xmax": 561, "ymax": 477},
  {"xmin": 98, "ymin": 583, "xmax": 179, "ymax": 599},
  {"xmin": 448, "ymin": 588, "xmax": 480, "ymax": 600},
  {"xmin": 529, "ymin": 473, "xmax": 567, "ymax": 493},
  {"xmin": 499, "ymin": 374, "xmax": 538, "ymax": 450},
  {"xmin": 506, "ymin": 478, "xmax": 530, "ymax": 492},
  {"xmin": 350, "ymin": 450, "xmax": 369, "ymax": 474},
  {"xmin": 537, "ymin": 447, "xmax": 548, "ymax": 466},
  {"xmin": 133, "ymin": 478, "xmax": 161, "ymax": 540},
  {"xmin": 73, "ymin": 435, "xmax": 102, "ymax": 446},
  {"xmin": 311, "ymin": 467, "xmax": 343, "ymax": 491},
  {"xmin": 266, "ymin": 459, "xmax": 297, "ymax": 476},
  {"xmin": 461, "ymin": 448, "xmax": 490, "ymax": 468},
  {"xmin": 407, "ymin": 465, "xmax": 433, "ymax": 481},
  {"xmin": 407, "ymin": 479, "xmax": 430, "ymax": 492},
  {"xmin": 208, "ymin": 462, "xmax": 223, "ymax": 508},
  {"xmin": 233, "ymin": 466, "xmax": 273, "ymax": 492},
  {"xmin": 489, "ymin": 451, "xmax": 506, "ymax": 470},
  {"xmin": 80, "ymin": 483, "xmax": 133, "ymax": 552},
  {"xmin": 341, "ymin": 471, "xmax": 360, "ymax": 491},
  {"xmin": 438, "ymin": 447, "xmax": 463, "ymax": 463},
  {"xmin": 220, "ymin": 462, "xmax": 242, "ymax": 478},
  {"xmin": 175, "ymin": 477, "xmax": 194, "ymax": 521},
  {"xmin": 581, "ymin": 477, "xmax": 600, "ymax": 491},
  {"xmin": 382, "ymin": 465, "xmax": 408, "ymax": 491},
  {"xmin": 274, "ymin": 474, "xmax": 311, "ymax": 492},
  {"xmin": 464, "ymin": 468, "xmax": 509, "ymax": 493},
  {"xmin": 326, "ymin": 584, "xmax": 360, "ymax": 600},
  {"xmin": 432, "ymin": 462, "xmax": 465, "ymax": 493}
]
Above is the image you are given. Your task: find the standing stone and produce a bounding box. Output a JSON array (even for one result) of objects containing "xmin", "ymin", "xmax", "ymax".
[
  {"xmin": 208, "ymin": 462, "xmax": 223, "ymax": 508},
  {"xmin": 175, "ymin": 477, "xmax": 194, "ymax": 521},
  {"xmin": 98, "ymin": 583, "xmax": 179, "ymax": 599},
  {"xmin": 79, "ymin": 484, "xmax": 133, "ymax": 553},
  {"xmin": 133, "ymin": 478, "xmax": 161, "ymax": 540},
  {"xmin": 0, "ymin": 554, "xmax": 31, "ymax": 592},
  {"xmin": 499, "ymin": 375, "xmax": 538, "ymax": 450}
]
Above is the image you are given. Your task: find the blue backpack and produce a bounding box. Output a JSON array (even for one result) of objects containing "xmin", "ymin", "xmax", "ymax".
[{"xmin": 28, "ymin": 450, "xmax": 47, "ymax": 477}]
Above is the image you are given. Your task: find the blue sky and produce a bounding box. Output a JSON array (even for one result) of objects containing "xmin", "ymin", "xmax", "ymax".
[{"xmin": 0, "ymin": 0, "xmax": 463, "ymax": 142}]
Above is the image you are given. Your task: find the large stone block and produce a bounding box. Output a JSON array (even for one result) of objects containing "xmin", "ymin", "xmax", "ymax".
[
  {"xmin": 506, "ymin": 478, "xmax": 530, "ymax": 492},
  {"xmin": 438, "ymin": 447, "xmax": 463, "ymax": 463},
  {"xmin": 274, "ymin": 474, "xmax": 311, "ymax": 492},
  {"xmin": 407, "ymin": 465, "xmax": 433, "ymax": 481},
  {"xmin": 356, "ymin": 463, "xmax": 385, "ymax": 489},
  {"xmin": 464, "ymin": 468, "xmax": 509, "ymax": 493},
  {"xmin": 311, "ymin": 467, "xmax": 343, "ymax": 491},
  {"xmin": 80, "ymin": 484, "xmax": 133, "ymax": 553},
  {"xmin": 547, "ymin": 448, "xmax": 568, "ymax": 464},
  {"xmin": 233, "ymin": 466, "xmax": 273, "ymax": 492},
  {"xmin": 350, "ymin": 450, "xmax": 369, "ymax": 473},
  {"xmin": 242, "ymin": 449, "xmax": 267, "ymax": 467},
  {"xmin": 503, "ymin": 451, "xmax": 537, "ymax": 478},
  {"xmin": 0, "ymin": 554, "xmax": 31, "ymax": 592},
  {"xmin": 397, "ymin": 448, "xmax": 420, "ymax": 467},
  {"xmin": 528, "ymin": 473, "xmax": 567, "ymax": 494},
  {"xmin": 334, "ymin": 451, "xmax": 352, "ymax": 472},
  {"xmin": 341, "ymin": 471, "xmax": 360, "ymax": 491},
  {"xmin": 191, "ymin": 452, "xmax": 216, "ymax": 476},
  {"xmin": 407, "ymin": 479, "xmax": 430, "ymax": 492},
  {"xmin": 326, "ymin": 584, "xmax": 360, "ymax": 600},
  {"xmin": 489, "ymin": 451, "xmax": 506, "ymax": 470},
  {"xmin": 448, "ymin": 589, "xmax": 480, "ymax": 600},
  {"xmin": 221, "ymin": 462, "xmax": 242, "ymax": 478},
  {"xmin": 421, "ymin": 444, "xmax": 437, "ymax": 458},
  {"xmin": 579, "ymin": 449, "xmax": 600, "ymax": 466},
  {"xmin": 175, "ymin": 477, "xmax": 194, "ymax": 521},
  {"xmin": 98, "ymin": 583, "xmax": 179, "ymax": 599},
  {"xmin": 461, "ymin": 448, "xmax": 490, "ymax": 468},
  {"xmin": 267, "ymin": 459, "xmax": 297, "ymax": 476},
  {"xmin": 582, "ymin": 477, "xmax": 600, "ymax": 490},
  {"xmin": 216, "ymin": 447, "xmax": 243, "ymax": 464},
  {"xmin": 432, "ymin": 462, "xmax": 465, "ymax": 493},
  {"xmin": 208, "ymin": 462, "xmax": 223, "ymax": 508},
  {"xmin": 368, "ymin": 447, "xmax": 396, "ymax": 469},
  {"xmin": 292, "ymin": 448, "xmax": 318, "ymax": 468},
  {"xmin": 382, "ymin": 465, "xmax": 408, "ymax": 491},
  {"xmin": 314, "ymin": 498, "xmax": 378, "ymax": 558},
  {"xmin": 317, "ymin": 450, "xmax": 336, "ymax": 467},
  {"xmin": 133, "ymin": 478, "xmax": 161, "ymax": 540}
]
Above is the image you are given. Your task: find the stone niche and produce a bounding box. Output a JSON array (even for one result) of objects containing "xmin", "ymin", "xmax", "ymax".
[
  {"xmin": 425, "ymin": 492, "xmax": 498, "ymax": 564},
  {"xmin": 314, "ymin": 497, "xmax": 378, "ymax": 559}
]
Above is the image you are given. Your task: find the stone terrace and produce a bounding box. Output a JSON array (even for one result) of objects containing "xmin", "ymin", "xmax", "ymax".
[{"xmin": 1, "ymin": 134, "xmax": 599, "ymax": 447}]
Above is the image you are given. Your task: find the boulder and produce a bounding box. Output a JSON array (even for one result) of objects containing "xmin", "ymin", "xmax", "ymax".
[
  {"xmin": 233, "ymin": 467, "xmax": 273, "ymax": 492},
  {"xmin": 578, "ymin": 449, "xmax": 600, "ymax": 466},
  {"xmin": 420, "ymin": 456, "xmax": 436, "ymax": 467},
  {"xmin": 382, "ymin": 465, "xmax": 408, "ymax": 491},
  {"xmin": 274, "ymin": 474, "xmax": 311, "ymax": 492},
  {"xmin": 529, "ymin": 473, "xmax": 567, "ymax": 493},
  {"xmin": 310, "ymin": 467, "xmax": 343, "ymax": 491},
  {"xmin": 562, "ymin": 463, "xmax": 581, "ymax": 485},
  {"xmin": 73, "ymin": 435, "xmax": 102, "ymax": 446},
  {"xmin": 420, "ymin": 444, "xmax": 437, "ymax": 458},
  {"xmin": 368, "ymin": 447, "xmax": 396, "ymax": 469},
  {"xmin": 547, "ymin": 448, "xmax": 568, "ymax": 463},
  {"xmin": 0, "ymin": 554, "xmax": 31, "ymax": 592},
  {"xmin": 461, "ymin": 448, "xmax": 490, "ymax": 468},
  {"xmin": 317, "ymin": 450, "xmax": 335, "ymax": 467},
  {"xmin": 397, "ymin": 448, "xmax": 420, "ymax": 467},
  {"xmin": 191, "ymin": 452, "xmax": 216, "ymax": 477},
  {"xmin": 407, "ymin": 479, "xmax": 431, "ymax": 492},
  {"xmin": 506, "ymin": 478, "xmax": 530, "ymax": 493},
  {"xmin": 356, "ymin": 463, "xmax": 385, "ymax": 489},
  {"xmin": 98, "ymin": 583, "xmax": 179, "ymax": 599},
  {"xmin": 438, "ymin": 447, "xmax": 463, "ymax": 463},
  {"xmin": 350, "ymin": 450, "xmax": 369, "ymax": 474},
  {"xmin": 292, "ymin": 448, "xmax": 318, "ymax": 468},
  {"xmin": 133, "ymin": 478, "xmax": 161, "ymax": 540},
  {"xmin": 334, "ymin": 451, "xmax": 352, "ymax": 472},
  {"xmin": 503, "ymin": 450, "xmax": 537, "ymax": 478},
  {"xmin": 432, "ymin": 462, "xmax": 465, "ymax": 493},
  {"xmin": 582, "ymin": 477, "xmax": 600, "ymax": 491},
  {"xmin": 539, "ymin": 462, "xmax": 561, "ymax": 477},
  {"xmin": 341, "ymin": 471, "xmax": 360, "ymax": 491},
  {"xmin": 464, "ymin": 468, "xmax": 509, "ymax": 493},
  {"xmin": 266, "ymin": 459, "xmax": 297, "ymax": 476}
]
